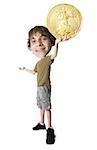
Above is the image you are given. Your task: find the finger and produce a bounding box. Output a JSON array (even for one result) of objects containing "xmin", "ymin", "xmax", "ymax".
[
  {"xmin": 19, "ymin": 67, "xmax": 25, "ymax": 70},
  {"xmin": 19, "ymin": 67, "xmax": 22, "ymax": 70}
]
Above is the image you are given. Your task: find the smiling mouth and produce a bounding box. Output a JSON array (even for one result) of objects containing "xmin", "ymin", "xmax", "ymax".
[{"xmin": 35, "ymin": 48, "xmax": 45, "ymax": 52}]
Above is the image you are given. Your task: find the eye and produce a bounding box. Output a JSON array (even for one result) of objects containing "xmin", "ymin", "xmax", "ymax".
[
  {"xmin": 31, "ymin": 40, "xmax": 36, "ymax": 43},
  {"xmin": 42, "ymin": 36, "xmax": 48, "ymax": 41}
]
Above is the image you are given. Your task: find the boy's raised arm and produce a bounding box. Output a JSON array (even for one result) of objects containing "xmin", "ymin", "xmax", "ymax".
[{"xmin": 51, "ymin": 39, "xmax": 61, "ymax": 60}]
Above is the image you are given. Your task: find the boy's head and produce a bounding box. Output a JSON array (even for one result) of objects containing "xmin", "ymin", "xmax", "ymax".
[{"xmin": 28, "ymin": 26, "xmax": 56, "ymax": 58}]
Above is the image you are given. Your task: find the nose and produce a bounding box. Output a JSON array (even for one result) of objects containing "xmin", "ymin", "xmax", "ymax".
[{"xmin": 36, "ymin": 40, "xmax": 43, "ymax": 46}]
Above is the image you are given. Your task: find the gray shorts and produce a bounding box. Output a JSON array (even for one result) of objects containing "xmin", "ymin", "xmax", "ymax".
[{"xmin": 37, "ymin": 85, "xmax": 51, "ymax": 110}]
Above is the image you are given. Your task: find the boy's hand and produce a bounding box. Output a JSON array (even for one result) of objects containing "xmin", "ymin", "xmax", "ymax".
[
  {"xmin": 63, "ymin": 36, "xmax": 70, "ymax": 41},
  {"xmin": 19, "ymin": 67, "xmax": 36, "ymax": 75},
  {"xmin": 19, "ymin": 67, "xmax": 26, "ymax": 70},
  {"xmin": 56, "ymin": 37, "xmax": 70, "ymax": 43}
]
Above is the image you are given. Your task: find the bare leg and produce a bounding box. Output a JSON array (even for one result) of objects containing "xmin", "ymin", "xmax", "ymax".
[
  {"xmin": 40, "ymin": 109, "xmax": 45, "ymax": 124},
  {"xmin": 46, "ymin": 110, "xmax": 52, "ymax": 128}
]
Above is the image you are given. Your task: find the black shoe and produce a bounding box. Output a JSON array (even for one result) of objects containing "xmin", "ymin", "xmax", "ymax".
[
  {"xmin": 32, "ymin": 123, "xmax": 46, "ymax": 130},
  {"xmin": 46, "ymin": 128, "xmax": 56, "ymax": 144}
]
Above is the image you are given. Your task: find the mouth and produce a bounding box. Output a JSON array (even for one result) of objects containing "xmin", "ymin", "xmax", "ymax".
[{"xmin": 35, "ymin": 48, "xmax": 45, "ymax": 52}]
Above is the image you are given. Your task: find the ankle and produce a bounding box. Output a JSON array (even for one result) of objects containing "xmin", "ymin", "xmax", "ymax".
[
  {"xmin": 40, "ymin": 122, "xmax": 44, "ymax": 125},
  {"xmin": 48, "ymin": 126, "xmax": 52, "ymax": 129}
]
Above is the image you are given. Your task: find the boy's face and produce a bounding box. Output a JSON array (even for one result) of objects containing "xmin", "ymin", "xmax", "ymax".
[{"xmin": 30, "ymin": 32, "xmax": 52, "ymax": 58}]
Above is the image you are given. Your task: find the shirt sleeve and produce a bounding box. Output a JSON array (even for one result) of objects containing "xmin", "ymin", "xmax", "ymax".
[
  {"xmin": 48, "ymin": 55, "xmax": 54, "ymax": 64},
  {"xmin": 34, "ymin": 63, "xmax": 37, "ymax": 72}
]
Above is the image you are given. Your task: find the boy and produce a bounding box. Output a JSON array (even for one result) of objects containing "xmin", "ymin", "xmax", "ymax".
[{"xmin": 19, "ymin": 26, "xmax": 61, "ymax": 144}]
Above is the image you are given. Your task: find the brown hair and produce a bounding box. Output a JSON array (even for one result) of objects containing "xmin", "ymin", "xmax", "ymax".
[{"xmin": 27, "ymin": 26, "xmax": 56, "ymax": 48}]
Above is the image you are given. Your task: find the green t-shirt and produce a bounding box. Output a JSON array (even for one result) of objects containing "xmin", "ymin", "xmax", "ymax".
[{"xmin": 34, "ymin": 55, "xmax": 54, "ymax": 86}]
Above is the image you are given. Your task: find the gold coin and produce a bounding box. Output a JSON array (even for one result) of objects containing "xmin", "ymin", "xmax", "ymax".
[{"xmin": 47, "ymin": 4, "xmax": 82, "ymax": 40}]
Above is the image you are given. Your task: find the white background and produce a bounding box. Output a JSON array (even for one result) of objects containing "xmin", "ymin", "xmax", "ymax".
[{"xmin": 0, "ymin": 0, "xmax": 97, "ymax": 149}]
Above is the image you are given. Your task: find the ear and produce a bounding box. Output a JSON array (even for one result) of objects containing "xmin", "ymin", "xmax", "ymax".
[{"xmin": 27, "ymin": 39, "xmax": 30, "ymax": 48}]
